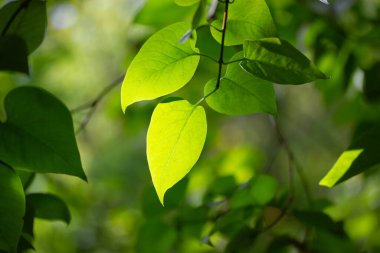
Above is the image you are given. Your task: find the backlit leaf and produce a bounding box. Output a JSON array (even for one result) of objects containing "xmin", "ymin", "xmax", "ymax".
[
  {"xmin": 175, "ymin": 0, "xmax": 200, "ymax": 6},
  {"xmin": 0, "ymin": 87, "xmax": 86, "ymax": 180},
  {"xmin": 320, "ymin": 124, "xmax": 380, "ymax": 187},
  {"xmin": 147, "ymin": 98, "xmax": 207, "ymax": 205},
  {"xmin": 242, "ymin": 38, "xmax": 328, "ymax": 84},
  {"xmin": 210, "ymin": 0, "xmax": 277, "ymax": 46},
  {"xmin": 0, "ymin": 162, "xmax": 25, "ymax": 253},
  {"xmin": 0, "ymin": 0, "xmax": 47, "ymax": 53},
  {"xmin": 205, "ymin": 52, "xmax": 277, "ymax": 115},
  {"xmin": 121, "ymin": 22, "xmax": 200, "ymax": 110}
]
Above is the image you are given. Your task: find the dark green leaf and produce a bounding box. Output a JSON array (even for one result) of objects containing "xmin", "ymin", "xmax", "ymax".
[
  {"xmin": 364, "ymin": 62, "xmax": 380, "ymax": 103},
  {"xmin": 27, "ymin": 193, "xmax": 71, "ymax": 224},
  {"xmin": 205, "ymin": 52, "xmax": 277, "ymax": 115},
  {"xmin": 0, "ymin": 162, "xmax": 25, "ymax": 253},
  {"xmin": 0, "ymin": 87, "xmax": 86, "ymax": 180},
  {"xmin": 0, "ymin": 0, "xmax": 47, "ymax": 53},
  {"xmin": 242, "ymin": 38, "xmax": 328, "ymax": 84},
  {"xmin": 0, "ymin": 35, "xmax": 28, "ymax": 74}
]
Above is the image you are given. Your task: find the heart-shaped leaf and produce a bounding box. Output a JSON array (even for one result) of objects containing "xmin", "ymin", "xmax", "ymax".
[
  {"xmin": 0, "ymin": 87, "xmax": 86, "ymax": 180},
  {"xmin": 147, "ymin": 98, "xmax": 207, "ymax": 205},
  {"xmin": 242, "ymin": 38, "xmax": 328, "ymax": 84},
  {"xmin": 205, "ymin": 52, "xmax": 277, "ymax": 115},
  {"xmin": 210, "ymin": 0, "xmax": 277, "ymax": 46},
  {"xmin": 121, "ymin": 22, "xmax": 200, "ymax": 111},
  {"xmin": 0, "ymin": 162, "xmax": 25, "ymax": 253},
  {"xmin": 0, "ymin": 0, "xmax": 47, "ymax": 54}
]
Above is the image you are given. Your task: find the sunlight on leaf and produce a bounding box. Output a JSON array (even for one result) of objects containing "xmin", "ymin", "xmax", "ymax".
[
  {"xmin": 121, "ymin": 22, "xmax": 200, "ymax": 110},
  {"xmin": 147, "ymin": 98, "xmax": 207, "ymax": 205}
]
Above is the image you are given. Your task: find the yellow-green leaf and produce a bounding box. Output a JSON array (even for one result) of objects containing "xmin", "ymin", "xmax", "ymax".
[
  {"xmin": 147, "ymin": 98, "xmax": 207, "ymax": 205},
  {"xmin": 121, "ymin": 22, "xmax": 200, "ymax": 111}
]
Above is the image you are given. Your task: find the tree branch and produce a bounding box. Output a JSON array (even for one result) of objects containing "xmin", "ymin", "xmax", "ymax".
[{"xmin": 72, "ymin": 74, "xmax": 125, "ymax": 134}]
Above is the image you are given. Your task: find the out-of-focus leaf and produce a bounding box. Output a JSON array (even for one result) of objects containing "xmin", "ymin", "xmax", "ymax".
[
  {"xmin": 0, "ymin": 87, "xmax": 86, "ymax": 180},
  {"xmin": 205, "ymin": 52, "xmax": 277, "ymax": 115},
  {"xmin": 242, "ymin": 38, "xmax": 328, "ymax": 84},
  {"xmin": 320, "ymin": 124, "xmax": 380, "ymax": 187},
  {"xmin": 136, "ymin": 220, "xmax": 177, "ymax": 253},
  {"xmin": 0, "ymin": 162, "xmax": 25, "ymax": 253},
  {"xmin": 27, "ymin": 193, "xmax": 71, "ymax": 224},
  {"xmin": 0, "ymin": 35, "xmax": 28, "ymax": 74},
  {"xmin": 210, "ymin": 0, "xmax": 277, "ymax": 46},
  {"xmin": 191, "ymin": 0, "xmax": 206, "ymax": 29},
  {"xmin": 121, "ymin": 22, "xmax": 200, "ymax": 110},
  {"xmin": 0, "ymin": 0, "xmax": 47, "ymax": 53},
  {"xmin": 175, "ymin": 0, "xmax": 200, "ymax": 6},
  {"xmin": 364, "ymin": 62, "xmax": 380, "ymax": 103},
  {"xmin": 147, "ymin": 98, "xmax": 207, "ymax": 205}
]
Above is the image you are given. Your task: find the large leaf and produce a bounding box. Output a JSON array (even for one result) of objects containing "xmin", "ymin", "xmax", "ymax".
[
  {"xmin": 121, "ymin": 22, "xmax": 200, "ymax": 110},
  {"xmin": 0, "ymin": 35, "xmax": 28, "ymax": 74},
  {"xmin": 0, "ymin": 87, "xmax": 86, "ymax": 180},
  {"xmin": 210, "ymin": 0, "xmax": 277, "ymax": 46},
  {"xmin": 175, "ymin": 0, "xmax": 200, "ymax": 6},
  {"xmin": 0, "ymin": 162, "xmax": 25, "ymax": 253},
  {"xmin": 0, "ymin": 0, "xmax": 47, "ymax": 53},
  {"xmin": 27, "ymin": 193, "xmax": 71, "ymax": 224},
  {"xmin": 242, "ymin": 38, "xmax": 328, "ymax": 84},
  {"xmin": 320, "ymin": 124, "xmax": 380, "ymax": 187},
  {"xmin": 147, "ymin": 98, "xmax": 207, "ymax": 205},
  {"xmin": 204, "ymin": 52, "xmax": 277, "ymax": 115}
]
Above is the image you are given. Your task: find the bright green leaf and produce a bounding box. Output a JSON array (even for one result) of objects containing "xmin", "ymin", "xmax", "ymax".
[
  {"xmin": 121, "ymin": 22, "xmax": 200, "ymax": 110},
  {"xmin": 0, "ymin": 162, "xmax": 25, "ymax": 253},
  {"xmin": 175, "ymin": 0, "xmax": 200, "ymax": 6},
  {"xmin": 0, "ymin": 35, "xmax": 28, "ymax": 74},
  {"xmin": 210, "ymin": 0, "xmax": 277, "ymax": 46},
  {"xmin": 0, "ymin": 0, "xmax": 47, "ymax": 53},
  {"xmin": 242, "ymin": 38, "xmax": 328, "ymax": 84},
  {"xmin": 204, "ymin": 52, "xmax": 277, "ymax": 115},
  {"xmin": 320, "ymin": 124, "xmax": 380, "ymax": 187},
  {"xmin": 0, "ymin": 87, "xmax": 86, "ymax": 180},
  {"xmin": 147, "ymin": 98, "xmax": 207, "ymax": 205},
  {"xmin": 27, "ymin": 193, "xmax": 71, "ymax": 224}
]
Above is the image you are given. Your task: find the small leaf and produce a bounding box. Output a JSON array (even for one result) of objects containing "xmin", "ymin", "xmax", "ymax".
[
  {"xmin": 121, "ymin": 22, "xmax": 200, "ymax": 110},
  {"xmin": 147, "ymin": 98, "xmax": 207, "ymax": 205},
  {"xmin": 242, "ymin": 38, "xmax": 328, "ymax": 84},
  {"xmin": 204, "ymin": 52, "xmax": 277, "ymax": 115},
  {"xmin": 27, "ymin": 193, "xmax": 71, "ymax": 224},
  {"xmin": 210, "ymin": 0, "xmax": 277, "ymax": 46},
  {"xmin": 0, "ymin": 162, "xmax": 25, "ymax": 253},
  {"xmin": 0, "ymin": 87, "xmax": 86, "ymax": 180},
  {"xmin": 320, "ymin": 124, "xmax": 380, "ymax": 187},
  {"xmin": 175, "ymin": 0, "xmax": 200, "ymax": 6},
  {"xmin": 0, "ymin": 35, "xmax": 28, "ymax": 74},
  {"xmin": 0, "ymin": 0, "xmax": 47, "ymax": 53}
]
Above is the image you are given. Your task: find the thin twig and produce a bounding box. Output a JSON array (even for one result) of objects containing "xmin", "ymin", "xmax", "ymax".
[{"xmin": 72, "ymin": 75, "xmax": 124, "ymax": 134}]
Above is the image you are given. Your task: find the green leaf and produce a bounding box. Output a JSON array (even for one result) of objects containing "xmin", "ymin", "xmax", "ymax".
[
  {"xmin": 242, "ymin": 38, "xmax": 328, "ymax": 84},
  {"xmin": 0, "ymin": 162, "xmax": 25, "ymax": 253},
  {"xmin": 320, "ymin": 124, "xmax": 380, "ymax": 187},
  {"xmin": 121, "ymin": 22, "xmax": 200, "ymax": 110},
  {"xmin": 147, "ymin": 98, "xmax": 207, "ymax": 205},
  {"xmin": 27, "ymin": 193, "xmax": 71, "ymax": 224},
  {"xmin": 191, "ymin": 0, "xmax": 206, "ymax": 29},
  {"xmin": 0, "ymin": 0, "xmax": 47, "ymax": 54},
  {"xmin": 0, "ymin": 87, "xmax": 86, "ymax": 180},
  {"xmin": 210, "ymin": 0, "xmax": 277, "ymax": 46},
  {"xmin": 363, "ymin": 62, "xmax": 380, "ymax": 103},
  {"xmin": 175, "ymin": 0, "xmax": 200, "ymax": 6},
  {"xmin": 204, "ymin": 52, "xmax": 277, "ymax": 115},
  {"xmin": 0, "ymin": 35, "xmax": 28, "ymax": 74}
]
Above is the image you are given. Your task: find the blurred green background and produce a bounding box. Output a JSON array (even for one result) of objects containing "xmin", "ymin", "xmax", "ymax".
[{"xmin": 1, "ymin": 0, "xmax": 380, "ymax": 252}]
